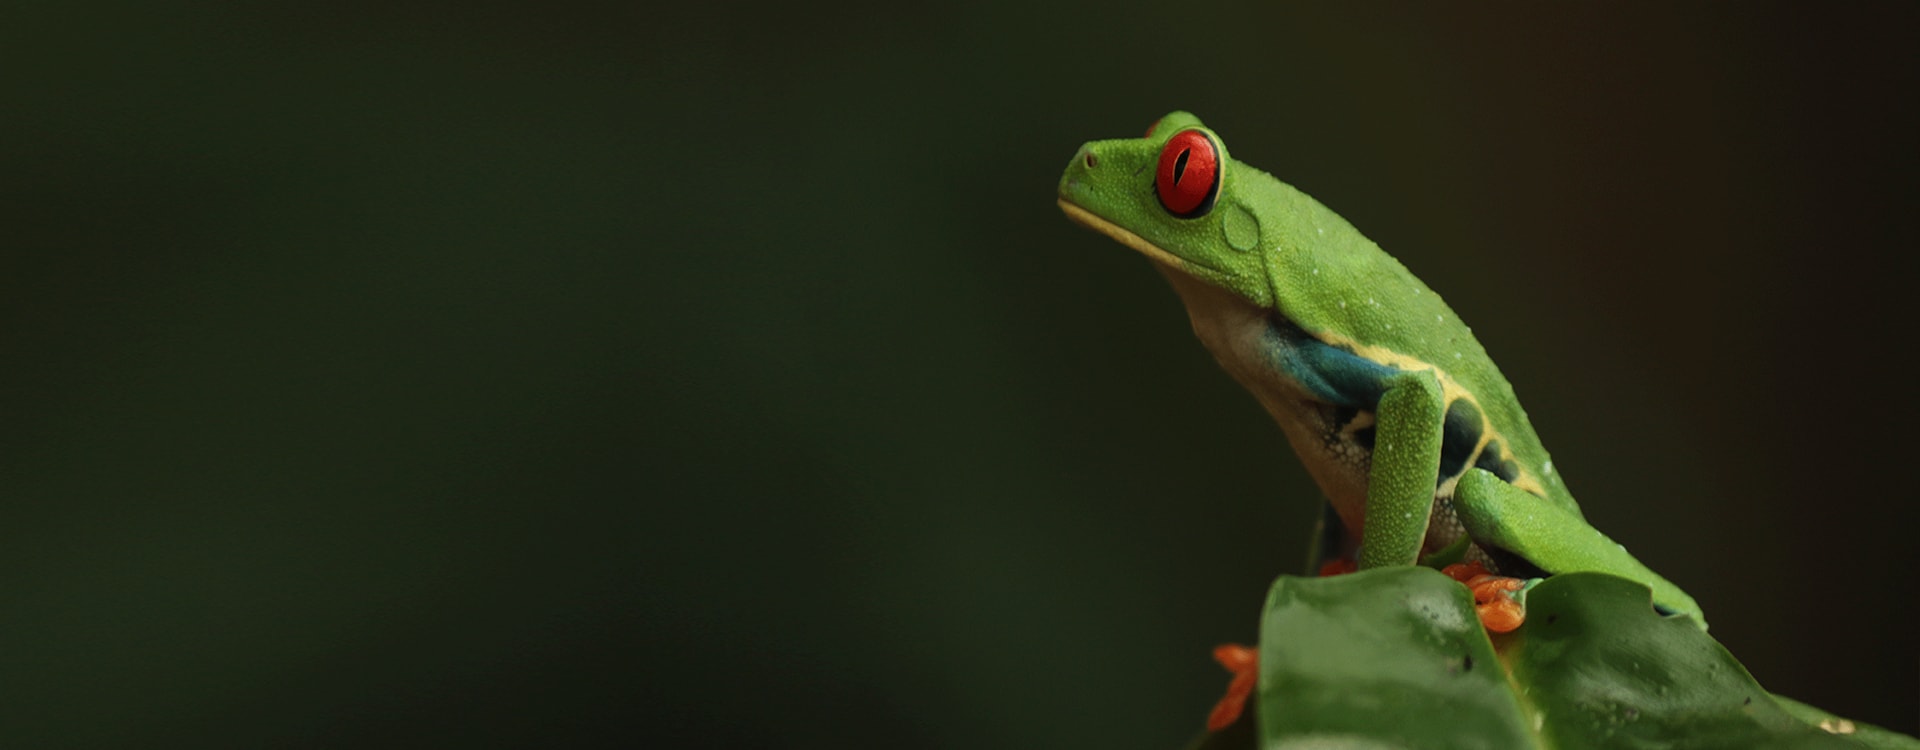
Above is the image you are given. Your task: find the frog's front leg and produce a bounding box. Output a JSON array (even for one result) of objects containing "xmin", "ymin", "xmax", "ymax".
[
  {"xmin": 1358, "ymin": 369, "xmax": 1447, "ymax": 569},
  {"xmin": 1356, "ymin": 374, "xmax": 1542, "ymax": 635}
]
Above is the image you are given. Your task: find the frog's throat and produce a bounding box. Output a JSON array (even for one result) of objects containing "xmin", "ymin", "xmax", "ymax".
[{"xmin": 1058, "ymin": 199, "xmax": 1207, "ymax": 273}]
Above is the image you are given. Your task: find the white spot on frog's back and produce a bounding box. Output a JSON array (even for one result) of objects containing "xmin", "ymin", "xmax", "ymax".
[{"xmin": 1542, "ymin": 460, "xmax": 1554, "ymax": 475}]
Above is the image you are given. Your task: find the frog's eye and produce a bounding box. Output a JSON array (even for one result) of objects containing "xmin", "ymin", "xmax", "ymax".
[
  {"xmin": 1145, "ymin": 117, "xmax": 1162, "ymax": 137},
  {"xmin": 1155, "ymin": 129, "xmax": 1220, "ymax": 218}
]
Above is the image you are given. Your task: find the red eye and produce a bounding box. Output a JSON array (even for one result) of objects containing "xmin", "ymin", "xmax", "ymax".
[{"xmin": 1155, "ymin": 129, "xmax": 1219, "ymax": 218}]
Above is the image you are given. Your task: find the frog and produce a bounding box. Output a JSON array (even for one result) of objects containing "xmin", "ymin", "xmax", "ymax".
[{"xmin": 1056, "ymin": 112, "xmax": 1705, "ymax": 731}]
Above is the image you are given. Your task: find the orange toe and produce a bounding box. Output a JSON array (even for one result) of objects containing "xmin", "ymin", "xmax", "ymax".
[
  {"xmin": 1317, "ymin": 559, "xmax": 1358, "ymax": 577},
  {"xmin": 1442, "ymin": 563, "xmax": 1528, "ymax": 632},
  {"xmin": 1213, "ymin": 643, "xmax": 1257, "ymax": 671},
  {"xmin": 1441, "ymin": 561, "xmax": 1491, "ymax": 583},
  {"xmin": 1207, "ymin": 643, "xmax": 1259, "ymax": 731},
  {"xmin": 1476, "ymin": 596, "xmax": 1526, "ymax": 633}
]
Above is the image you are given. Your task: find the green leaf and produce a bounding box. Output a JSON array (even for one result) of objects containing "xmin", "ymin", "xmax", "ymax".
[
  {"xmin": 1256, "ymin": 567, "xmax": 1533, "ymax": 748},
  {"xmin": 1773, "ymin": 696, "xmax": 1920, "ymax": 750},
  {"xmin": 1178, "ymin": 568, "xmax": 1919, "ymax": 749}
]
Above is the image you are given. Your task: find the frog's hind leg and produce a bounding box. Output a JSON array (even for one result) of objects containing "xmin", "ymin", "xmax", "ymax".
[{"xmin": 1451, "ymin": 468, "xmax": 1707, "ymax": 630}]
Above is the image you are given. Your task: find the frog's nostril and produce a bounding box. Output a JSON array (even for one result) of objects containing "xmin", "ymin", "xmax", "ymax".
[{"xmin": 1083, "ymin": 150, "xmax": 1098, "ymax": 168}]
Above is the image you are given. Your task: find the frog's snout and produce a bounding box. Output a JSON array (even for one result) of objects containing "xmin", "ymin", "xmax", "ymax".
[
  {"xmin": 1065, "ymin": 143, "xmax": 1100, "ymax": 178},
  {"xmin": 1058, "ymin": 143, "xmax": 1092, "ymax": 199}
]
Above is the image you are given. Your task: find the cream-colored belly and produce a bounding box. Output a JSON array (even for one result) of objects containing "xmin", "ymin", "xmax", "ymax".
[{"xmin": 1154, "ymin": 262, "xmax": 1471, "ymax": 561}]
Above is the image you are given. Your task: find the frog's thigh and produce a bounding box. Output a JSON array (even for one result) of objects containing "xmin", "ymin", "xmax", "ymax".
[
  {"xmin": 1359, "ymin": 370, "xmax": 1446, "ymax": 569},
  {"xmin": 1453, "ymin": 469, "xmax": 1706, "ymax": 628}
]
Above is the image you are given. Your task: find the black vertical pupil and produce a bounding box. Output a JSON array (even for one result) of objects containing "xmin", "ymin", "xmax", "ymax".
[{"xmin": 1172, "ymin": 148, "xmax": 1191, "ymax": 184}]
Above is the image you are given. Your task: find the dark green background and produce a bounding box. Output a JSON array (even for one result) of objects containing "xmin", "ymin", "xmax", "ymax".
[{"xmin": 5, "ymin": 2, "xmax": 1916, "ymax": 747}]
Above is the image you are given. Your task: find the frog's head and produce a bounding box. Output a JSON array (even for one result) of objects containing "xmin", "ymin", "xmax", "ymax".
[{"xmin": 1058, "ymin": 111, "xmax": 1273, "ymax": 308}]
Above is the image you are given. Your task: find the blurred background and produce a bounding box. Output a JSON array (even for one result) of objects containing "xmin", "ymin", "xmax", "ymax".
[{"xmin": 4, "ymin": 2, "xmax": 1917, "ymax": 747}]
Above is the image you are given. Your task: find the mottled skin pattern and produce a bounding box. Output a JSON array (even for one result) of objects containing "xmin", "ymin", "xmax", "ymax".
[{"xmin": 1058, "ymin": 111, "xmax": 1703, "ymax": 628}]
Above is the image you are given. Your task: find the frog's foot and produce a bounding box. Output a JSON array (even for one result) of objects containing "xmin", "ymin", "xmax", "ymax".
[
  {"xmin": 1441, "ymin": 562, "xmax": 1527, "ymax": 633},
  {"xmin": 1206, "ymin": 643, "xmax": 1258, "ymax": 731},
  {"xmin": 1317, "ymin": 559, "xmax": 1357, "ymax": 576}
]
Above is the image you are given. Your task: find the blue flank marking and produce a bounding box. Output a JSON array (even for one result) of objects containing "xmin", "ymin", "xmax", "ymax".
[
  {"xmin": 1265, "ymin": 315, "xmax": 1488, "ymax": 489},
  {"xmin": 1262, "ymin": 316, "xmax": 1398, "ymax": 409}
]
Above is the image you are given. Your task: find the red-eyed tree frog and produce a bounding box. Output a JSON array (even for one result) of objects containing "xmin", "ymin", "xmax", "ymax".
[{"xmin": 1057, "ymin": 112, "xmax": 1706, "ymax": 731}]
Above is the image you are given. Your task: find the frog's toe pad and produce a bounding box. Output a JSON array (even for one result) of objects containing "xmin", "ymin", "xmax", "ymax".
[
  {"xmin": 1441, "ymin": 563, "xmax": 1527, "ymax": 633},
  {"xmin": 1206, "ymin": 643, "xmax": 1258, "ymax": 731}
]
